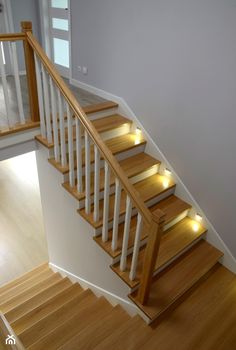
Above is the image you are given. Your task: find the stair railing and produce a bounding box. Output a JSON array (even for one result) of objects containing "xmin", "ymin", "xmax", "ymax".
[
  {"xmin": 0, "ymin": 26, "xmax": 39, "ymax": 131},
  {"xmin": 2, "ymin": 21, "xmax": 165, "ymax": 305}
]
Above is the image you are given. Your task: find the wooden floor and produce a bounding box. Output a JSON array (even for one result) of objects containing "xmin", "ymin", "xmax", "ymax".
[
  {"xmin": 0, "ymin": 75, "xmax": 106, "ymax": 129},
  {"xmin": 0, "ymin": 151, "xmax": 48, "ymax": 286},
  {"xmin": 140, "ymin": 265, "xmax": 236, "ymax": 350}
]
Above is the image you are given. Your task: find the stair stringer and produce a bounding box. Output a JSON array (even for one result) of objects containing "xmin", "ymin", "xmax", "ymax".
[
  {"xmin": 35, "ymin": 143, "xmax": 141, "ymax": 318},
  {"xmin": 70, "ymin": 78, "xmax": 236, "ymax": 274}
]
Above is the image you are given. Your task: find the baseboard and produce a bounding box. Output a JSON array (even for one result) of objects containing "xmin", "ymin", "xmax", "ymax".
[
  {"xmin": 70, "ymin": 77, "xmax": 236, "ymax": 274},
  {"xmin": 49, "ymin": 262, "xmax": 139, "ymax": 318}
]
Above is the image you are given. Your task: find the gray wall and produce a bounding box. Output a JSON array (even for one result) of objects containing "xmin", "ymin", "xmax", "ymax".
[
  {"xmin": 10, "ymin": 0, "xmax": 41, "ymax": 70},
  {"xmin": 71, "ymin": 0, "xmax": 236, "ymax": 257}
]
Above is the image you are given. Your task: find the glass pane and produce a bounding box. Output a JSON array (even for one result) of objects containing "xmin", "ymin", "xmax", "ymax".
[
  {"xmin": 53, "ymin": 38, "xmax": 69, "ymax": 68},
  {"xmin": 52, "ymin": 18, "xmax": 68, "ymax": 31},
  {"xmin": 51, "ymin": 0, "xmax": 68, "ymax": 9}
]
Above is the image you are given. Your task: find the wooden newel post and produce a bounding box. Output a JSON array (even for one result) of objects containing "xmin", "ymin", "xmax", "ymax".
[
  {"xmin": 21, "ymin": 21, "xmax": 40, "ymax": 122},
  {"xmin": 137, "ymin": 209, "xmax": 166, "ymax": 305}
]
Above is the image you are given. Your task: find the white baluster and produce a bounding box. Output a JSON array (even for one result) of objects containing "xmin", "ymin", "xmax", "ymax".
[
  {"xmin": 112, "ymin": 178, "xmax": 121, "ymax": 251},
  {"xmin": 10, "ymin": 42, "xmax": 25, "ymax": 124},
  {"xmin": 76, "ymin": 118, "xmax": 83, "ymax": 193},
  {"xmin": 49, "ymin": 77, "xmax": 60, "ymax": 162},
  {"xmin": 57, "ymin": 90, "xmax": 67, "ymax": 167},
  {"xmin": 34, "ymin": 54, "xmax": 46, "ymax": 139},
  {"xmin": 93, "ymin": 145, "xmax": 100, "ymax": 223},
  {"xmin": 85, "ymin": 130, "xmax": 91, "ymax": 214},
  {"xmin": 42, "ymin": 66, "xmax": 52, "ymax": 143},
  {"xmin": 67, "ymin": 104, "xmax": 75, "ymax": 187},
  {"xmin": 0, "ymin": 41, "xmax": 12, "ymax": 127},
  {"xmin": 120, "ymin": 195, "xmax": 132, "ymax": 271},
  {"xmin": 102, "ymin": 161, "xmax": 110, "ymax": 242},
  {"xmin": 129, "ymin": 214, "xmax": 143, "ymax": 280}
]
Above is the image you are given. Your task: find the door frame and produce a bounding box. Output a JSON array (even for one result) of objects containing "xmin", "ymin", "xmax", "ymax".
[{"xmin": 39, "ymin": 0, "xmax": 72, "ymax": 79}]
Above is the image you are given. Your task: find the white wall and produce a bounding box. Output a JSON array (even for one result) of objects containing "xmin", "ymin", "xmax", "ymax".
[
  {"xmin": 35, "ymin": 145, "xmax": 135, "ymax": 309},
  {"xmin": 10, "ymin": 0, "xmax": 41, "ymax": 70},
  {"xmin": 70, "ymin": 0, "xmax": 236, "ymax": 258}
]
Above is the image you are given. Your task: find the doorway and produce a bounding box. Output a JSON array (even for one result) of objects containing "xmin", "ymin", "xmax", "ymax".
[{"xmin": 48, "ymin": 0, "xmax": 71, "ymax": 78}]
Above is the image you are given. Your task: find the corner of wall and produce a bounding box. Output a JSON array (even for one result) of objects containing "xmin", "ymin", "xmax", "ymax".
[{"xmin": 70, "ymin": 77, "xmax": 236, "ymax": 274}]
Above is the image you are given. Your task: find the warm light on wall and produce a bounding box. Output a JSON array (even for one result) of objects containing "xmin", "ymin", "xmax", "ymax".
[
  {"xmin": 193, "ymin": 222, "xmax": 200, "ymax": 232},
  {"xmin": 195, "ymin": 214, "xmax": 203, "ymax": 222},
  {"xmin": 136, "ymin": 127, "xmax": 142, "ymax": 135},
  {"xmin": 165, "ymin": 168, "xmax": 172, "ymax": 177},
  {"xmin": 163, "ymin": 178, "xmax": 170, "ymax": 189}
]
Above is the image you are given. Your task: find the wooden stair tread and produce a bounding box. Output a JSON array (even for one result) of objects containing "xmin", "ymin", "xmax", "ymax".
[
  {"xmin": 0, "ymin": 273, "xmax": 62, "ymax": 314},
  {"xmin": 0, "ymin": 268, "xmax": 54, "ymax": 305},
  {"xmin": 111, "ymin": 217, "xmax": 207, "ymax": 288},
  {"xmin": 49, "ymin": 133, "xmax": 146, "ymax": 174},
  {"xmin": 129, "ymin": 240, "xmax": 223, "ymax": 321},
  {"xmin": 6, "ymin": 277, "xmax": 74, "ymax": 325},
  {"xmin": 79, "ymin": 173, "xmax": 176, "ymax": 229},
  {"xmin": 83, "ymin": 101, "xmax": 118, "ymax": 115},
  {"xmin": 93, "ymin": 315, "xmax": 147, "ymax": 350},
  {"xmin": 19, "ymin": 289, "xmax": 95, "ymax": 347},
  {"xmin": 27, "ymin": 297, "xmax": 113, "ymax": 350},
  {"xmin": 150, "ymin": 194, "xmax": 191, "ymax": 224},
  {"xmin": 94, "ymin": 195, "xmax": 191, "ymax": 259},
  {"xmin": 11, "ymin": 283, "xmax": 83, "ymax": 336},
  {"xmin": 36, "ymin": 113, "xmax": 131, "ymax": 149},
  {"xmin": 0, "ymin": 263, "xmax": 48, "ymax": 296},
  {"xmin": 63, "ymin": 152, "xmax": 160, "ymax": 202},
  {"xmin": 58, "ymin": 305, "xmax": 129, "ymax": 350}
]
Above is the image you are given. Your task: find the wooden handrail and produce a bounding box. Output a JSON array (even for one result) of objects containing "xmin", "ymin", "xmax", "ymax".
[
  {"xmin": 26, "ymin": 31, "xmax": 153, "ymax": 225},
  {"xmin": 0, "ymin": 33, "xmax": 25, "ymax": 41},
  {"xmin": 21, "ymin": 22, "xmax": 40, "ymax": 122},
  {"xmin": 137, "ymin": 210, "xmax": 166, "ymax": 304}
]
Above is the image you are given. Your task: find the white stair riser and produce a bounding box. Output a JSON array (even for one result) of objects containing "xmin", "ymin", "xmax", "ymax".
[
  {"xmin": 77, "ymin": 164, "xmax": 160, "ymax": 209},
  {"xmin": 93, "ymin": 187, "xmax": 175, "ymax": 236},
  {"xmin": 108, "ymin": 209, "xmax": 191, "ymax": 265},
  {"xmin": 63, "ymin": 143, "xmax": 146, "ymax": 183},
  {"xmin": 87, "ymin": 108, "xmax": 119, "ymax": 121}
]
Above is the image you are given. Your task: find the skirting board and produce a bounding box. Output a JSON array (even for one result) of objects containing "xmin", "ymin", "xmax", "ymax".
[
  {"xmin": 70, "ymin": 77, "xmax": 236, "ymax": 274},
  {"xmin": 49, "ymin": 262, "xmax": 150, "ymax": 321}
]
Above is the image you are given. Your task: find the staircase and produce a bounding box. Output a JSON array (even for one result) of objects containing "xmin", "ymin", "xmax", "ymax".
[
  {"xmin": 0, "ymin": 263, "xmax": 133, "ymax": 349},
  {"xmin": 0, "ymin": 21, "xmax": 228, "ymax": 348},
  {"xmin": 35, "ymin": 100, "xmax": 223, "ymax": 323}
]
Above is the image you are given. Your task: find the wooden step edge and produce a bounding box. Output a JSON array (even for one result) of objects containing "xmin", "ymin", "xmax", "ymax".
[
  {"xmin": 0, "ymin": 312, "xmax": 25, "ymax": 350},
  {"xmin": 83, "ymin": 101, "xmax": 119, "ymax": 115},
  {"xmin": 57, "ymin": 305, "xmax": 130, "ymax": 350},
  {"xmin": 0, "ymin": 120, "xmax": 40, "ymax": 137},
  {"xmin": 12, "ymin": 283, "xmax": 84, "ymax": 336},
  {"xmin": 94, "ymin": 200, "xmax": 192, "ymax": 260},
  {"xmin": 78, "ymin": 181, "xmax": 176, "ymax": 230},
  {"xmin": 25, "ymin": 296, "xmax": 111, "ymax": 350},
  {"xmin": 18, "ymin": 289, "xmax": 94, "ymax": 346},
  {"xmin": 0, "ymin": 273, "xmax": 63, "ymax": 314},
  {"xmin": 62, "ymin": 160, "xmax": 161, "ymax": 203},
  {"xmin": 35, "ymin": 113, "xmax": 131, "ymax": 150},
  {"xmin": 129, "ymin": 263, "xmax": 222, "ymax": 324},
  {"xmin": 128, "ymin": 242, "xmax": 223, "ymax": 322},
  {"xmin": 48, "ymin": 134, "xmax": 147, "ymax": 175},
  {"xmin": 0, "ymin": 268, "xmax": 54, "ymax": 303},
  {"xmin": 5, "ymin": 278, "xmax": 74, "ymax": 324},
  {"xmin": 0, "ymin": 263, "xmax": 49, "ymax": 296},
  {"xmin": 110, "ymin": 222, "xmax": 207, "ymax": 289}
]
